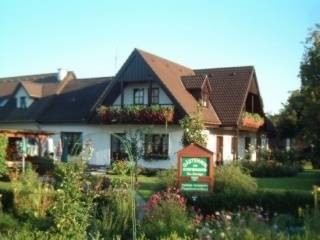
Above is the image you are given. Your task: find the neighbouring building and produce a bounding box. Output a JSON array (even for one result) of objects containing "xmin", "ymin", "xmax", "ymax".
[{"xmin": 0, "ymin": 49, "xmax": 268, "ymax": 168}]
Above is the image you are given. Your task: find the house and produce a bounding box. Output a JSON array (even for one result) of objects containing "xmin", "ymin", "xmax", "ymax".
[{"xmin": 0, "ymin": 49, "xmax": 267, "ymax": 168}]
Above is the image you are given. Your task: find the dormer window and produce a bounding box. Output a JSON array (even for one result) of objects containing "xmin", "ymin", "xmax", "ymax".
[
  {"xmin": 19, "ymin": 96, "xmax": 27, "ymax": 109},
  {"xmin": 134, "ymin": 88, "xmax": 144, "ymax": 105},
  {"xmin": 201, "ymin": 93, "xmax": 209, "ymax": 107},
  {"xmin": 0, "ymin": 99, "xmax": 8, "ymax": 107}
]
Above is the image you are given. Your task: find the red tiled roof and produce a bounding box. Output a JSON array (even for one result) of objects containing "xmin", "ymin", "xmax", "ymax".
[{"xmin": 195, "ymin": 66, "xmax": 255, "ymax": 125}]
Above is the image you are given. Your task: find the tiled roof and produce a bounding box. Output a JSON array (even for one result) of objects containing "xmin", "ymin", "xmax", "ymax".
[
  {"xmin": 0, "ymin": 72, "xmax": 112, "ymax": 123},
  {"xmin": 181, "ymin": 74, "xmax": 207, "ymax": 89},
  {"xmin": 195, "ymin": 66, "xmax": 254, "ymax": 125},
  {"xmin": 137, "ymin": 49, "xmax": 221, "ymax": 125}
]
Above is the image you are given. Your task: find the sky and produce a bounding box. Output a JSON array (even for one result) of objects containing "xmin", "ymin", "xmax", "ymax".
[{"xmin": 0, "ymin": 1, "xmax": 319, "ymax": 114}]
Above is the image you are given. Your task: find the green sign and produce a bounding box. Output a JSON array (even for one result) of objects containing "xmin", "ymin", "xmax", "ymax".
[
  {"xmin": 182, "ymin": 157, "xmax": 209, "ymax": 177},
  {"xmin": 181, "ymin": 183, "xmax": 209, "ymax": 192}
]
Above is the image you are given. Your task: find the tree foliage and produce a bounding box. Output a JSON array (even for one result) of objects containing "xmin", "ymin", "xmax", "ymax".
[
  {"xmin": 0, "ymin": 134, "xmax": 8, "ymax": 177},
  {"xmin": 180, "ymin": 105, "xmax": 207, "ymax": 147},
  {"xmin": 272, "ymin": 24, "xmax": 320, "ymax": 167}
]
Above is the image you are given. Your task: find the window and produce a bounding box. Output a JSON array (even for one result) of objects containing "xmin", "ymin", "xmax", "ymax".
[
  {"xmin": 0, "ymin": 99, "xmax": 8, "ymax": 107},
  {"xmin": 145, "ymin": 134, "xmax": 168, "ymax": 159},
  {"xmin": 245, "ymin": 137, "xmax": 251, "ymax": 151},
  {"xmin": 61, "ymin": 132, "xmax": 82, "ymax": 161},
  {"xmin": 151, "ymin": 88, "xmax": 159, "ymax": 104},
  {"xmin": 110, "ymin": 133, "xmax": 127, "ymax": 162},
  {"xmin": 133, "ymin": 88, "xmax": 144, "ymax": 105},
  {"xmin": 20, "ymin": 96, "xmax": 27, "ymax": 109},
  {"xmin": 201, "ymin": 93, "xmax": 209, "ymax": 107}
]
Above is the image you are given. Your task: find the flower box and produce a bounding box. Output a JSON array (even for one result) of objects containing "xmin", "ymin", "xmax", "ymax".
[
  {"xmin": 241, "ymin": 112, "xmax": 264, "ymax": 129},
  {"xmin": 97, "ymin": 105, "xmax": 175, "ymax": 124}
]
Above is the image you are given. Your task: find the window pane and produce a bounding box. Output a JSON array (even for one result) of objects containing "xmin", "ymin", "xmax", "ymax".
[
  {"xmin": 151, "ymin": 88, "xmax": 159, "ymax": 104},
  {"xmin": 144, "ymin": 134, "xmax": 168, "ymax": 159},
  {"xmin": 61, "ymin": 132, "xmax": 82, "ymax": 158},
  {"xmin": 134, "ymin": 89, "xmax": 144, "ymax": 105}
]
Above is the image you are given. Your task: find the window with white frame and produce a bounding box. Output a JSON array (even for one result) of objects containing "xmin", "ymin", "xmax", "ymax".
[{"xmin": 144, "ymin": 134, "xmax": 168, "ymax": 159}]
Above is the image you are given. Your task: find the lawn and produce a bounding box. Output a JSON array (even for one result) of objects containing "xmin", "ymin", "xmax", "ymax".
[
  {"xmin": 105, "ymin": 174, "xmax": 163, "ymax": 200},
  {"xmin": 256, "ymin": 169, "xmax": 320, "ymax": 193}
]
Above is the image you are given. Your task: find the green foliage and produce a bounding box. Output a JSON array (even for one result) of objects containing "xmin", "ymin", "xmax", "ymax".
[
  {"xmin": 91, "ymin": 187, "xmax": 132, "ymax": 239},
  {"xmin": 180, "ymin": 105, "xmax": 207, "ymax": 147},
  {"xmin": 156, "ymin": 168, "xmax": 177, "ymax": 189},
  {"xmin": 50, "ymin": 160, "xmax": 94, "ymax": 239},
  {"xmin": 0, "ymin": 212, "xmax": 19, "ymax": 234},
  {"xmin": 98, "ymin": 105, "xmax": 175, "ymax": 123},
  {"xmin": 11, "ymin": 167, "xmax": 54, "ymax": 218},
  {"xmin": 111, "ymin": 160, "xmax": 131, "ymax": 175},
  {"xmin": 189, "ymin": 189, "xmax": 313, "ymax": 215},
  {"xmin": 215, "ymin": 163, "xmax": 258, "ymax": 195},
  {"xmin": 242, "ymin": 160, "xmax": 301, "ymax": 178},
  {"xmin": 0, "ymin": 135, "xmax": 8, "ymax": 177},
  {"xmin": 26, "ymin": 156, "xmax": 54, "ymax": 175},
  {"xmin": 142, "ymin": 188, "xmax": 194, "ymax": 239}
]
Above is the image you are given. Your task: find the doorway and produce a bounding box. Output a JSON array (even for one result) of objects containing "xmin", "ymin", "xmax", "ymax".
[{"xmin": 216, "ymin": 136, "xmax": 223, "ymax": 165}]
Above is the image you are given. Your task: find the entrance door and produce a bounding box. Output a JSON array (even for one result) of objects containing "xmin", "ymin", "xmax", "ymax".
[{"xmin": 216, "ymin": 136, "xmax": 223, "ymax": 165}]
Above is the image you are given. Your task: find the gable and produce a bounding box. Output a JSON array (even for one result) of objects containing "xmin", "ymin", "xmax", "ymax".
[{"xmin": 14, "ymin": 86, "xmax": 34, "ymax": 108}]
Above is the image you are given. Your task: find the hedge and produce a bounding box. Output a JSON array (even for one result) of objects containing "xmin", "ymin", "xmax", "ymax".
[{"xmin": 187, "ymin": 189, "xmax": 313, "ymax": 215}]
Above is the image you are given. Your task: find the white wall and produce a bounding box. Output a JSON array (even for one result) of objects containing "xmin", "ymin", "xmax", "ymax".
[
  {"xmin": 238, "ymin": 132, "xmax": 257, "ymax": 161},
  {"xmin": 0, "ymin": 122, "xmax": 183, "ymax": 168},
  {"xmin": 15, "ymin": 87, "xmax": 33, "ymax": 108},
  {"xmin": 113, "ymin": 83, "xmax": 172, "ymax": 105}
]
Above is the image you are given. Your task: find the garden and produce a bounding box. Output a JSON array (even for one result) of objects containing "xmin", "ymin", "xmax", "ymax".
[{"xmin": 1, "ymin": 108, "xmax": 320, "ymax": 240}]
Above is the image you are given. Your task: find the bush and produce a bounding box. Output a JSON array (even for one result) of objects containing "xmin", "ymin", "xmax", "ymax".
[
  {"xmin": 157, "ymin": 168, "xmax": 176, "ymax": 188},
  {"xmin": 142, "ymin": 188, "xmax": 194, "ymax": 239},
  {"xmin": 138, "ymin": 167, "xmax": 158, "ymax": 176},
  {"xmin": 188, "ymin": 189, "xmax": 313, "ymax": 215},
  {"xmin": 50, "ymin": 160, "xmax": 94, "ymax": 239},
  {"xmin": 215, "ymin": 163, "xmax": 257, "ymax": 195},
  {"xmin": 242, "ymin": 160, "xmax": 301, "ymax": 178},
  {"xmin": 26, "ymin": 156, "xmax": 54, "ymax": 176},
  {"xmin": 11, "ymin": 167, "xmax": 54, "ymax": 218},
  {"xmin": 0, "ymin": 188, "xmax": 13, "ymax": 211},
  {"xmin": 111, "ymin": 160, "xmax": 131, "ymax": 175},
  {"xmin": 91, "ymin": 187, "xmax": 132, "ymax": 239},
  {"xmin": 0, "ymin": 135, "xmax": 8, "ymax": 177},
  {"xmin": 0, "ymin": 212, "xmax": 19, "ymax": 234}
]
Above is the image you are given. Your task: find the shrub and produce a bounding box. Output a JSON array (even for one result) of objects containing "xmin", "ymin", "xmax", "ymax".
[
  {"xmin": 180, "ymin": 105, "xmax": 207, "ymax": 147},
  {"xmin": 50, "ymin": 160, "xmax": 94, "ymax": 239},
  {"xmin": 142, "ymin": 187, "xmax": 194, "ymax": 239},
  {"xmin": 11, "ymin": 167, "xmax": 54, "ymax": 218},
  {"xmin": 0, "ymin": 135, "xmax": 8, "ymax": 177},
  {"xmin": 26, "ymin": 156, "xmax": 54, "ymax": 176},
  {"xmin": 242, "ymin": 160, "xmax": 301, "ymax": 178},
  {"xmin": 188, "ymin": 189, "xmax": 313, "ymax": 215},
  {"xmin": 139, "ymin": 167, "xmax": 158, "ymax": 176},
  {"xmin": 157, "ymin": 168, "xmax": 176, "ymax": 188},
  {"xmin": 0, "ymin": 212, "xmax": 19, "ymax": 234},
  {"xmin": 111, "ymin": 160, "xmax": 130, "ymax": 175},
  {"xmin": 215, "ymin": 163, "xmax": 257, "ymax": 195},
  {"xmin": 91, "ymin": 187, "xmax": 132, "ymax": 239}
]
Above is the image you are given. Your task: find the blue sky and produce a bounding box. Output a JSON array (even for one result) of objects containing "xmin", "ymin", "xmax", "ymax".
[{"xmin": 0, "ymin": 1, "xmax": 319, "ymax": 114}]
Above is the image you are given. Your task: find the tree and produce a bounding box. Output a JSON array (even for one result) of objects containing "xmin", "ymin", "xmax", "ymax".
[
  {"xmin": 180, "ymin": 105, "xmax": 207, "ymax": 147},
  {"xmin": 0, "ymin": 134, "xmax": 8, "ymax": 177},
  {"xmin": 298, "ymin": 25, "xmax": 320, "ymax": 167}
]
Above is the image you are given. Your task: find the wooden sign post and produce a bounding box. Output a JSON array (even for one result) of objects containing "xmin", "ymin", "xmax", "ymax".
[{"xmin": 177, "ymin": 143, "xmax": 214, "ymax": 193}]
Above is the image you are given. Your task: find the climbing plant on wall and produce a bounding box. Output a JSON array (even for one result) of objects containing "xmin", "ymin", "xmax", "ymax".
[{"xmin": 0, "ymin": 134, "xmax": 8, "ymax": 177}]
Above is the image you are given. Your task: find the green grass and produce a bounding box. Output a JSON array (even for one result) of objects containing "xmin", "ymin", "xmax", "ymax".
[
  {"xmin": 256, "ymin": 169, "xmax": 320, "ymax": 193},
  {"xmin": 105, "ymin": 174, "xmax": 163, "ymax": 200}
]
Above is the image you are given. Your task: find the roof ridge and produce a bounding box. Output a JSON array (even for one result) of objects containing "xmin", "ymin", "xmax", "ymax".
[
  {"xmin": 136, "ymin": 48, "xmax": 193, "ymax": 72},
  {"xmin": 0, "ymin": 72, "xmax": 56, "ymax": 82},
  {"xmin": 194, "ymin": 66, "xmax": 254, "ymax": 71}
]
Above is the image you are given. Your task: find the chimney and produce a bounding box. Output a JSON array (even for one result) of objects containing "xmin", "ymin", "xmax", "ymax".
[{"xmin": 57, "ymin": 68, "xmax": 68, "ymax": 81}]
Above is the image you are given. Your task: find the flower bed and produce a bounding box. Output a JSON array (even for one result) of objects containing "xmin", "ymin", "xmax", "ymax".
[
  {"xmin": 97, "ymin": 105, "xmax": 174, "ymax": 124},
  {"xmin": 241, "ymin": 111, "xmax": 264, "ymax": 128}
]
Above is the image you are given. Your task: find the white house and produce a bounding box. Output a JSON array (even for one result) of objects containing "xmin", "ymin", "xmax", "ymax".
[{"xmin": 0, "ymin": 49, "xmax": 268, "ymax": 168}]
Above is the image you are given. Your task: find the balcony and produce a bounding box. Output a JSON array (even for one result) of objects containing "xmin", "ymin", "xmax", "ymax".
[
  {"xmin": 241, "ymin": 111, "xmax": 264, "ymax": 129},
  {"xmin": 97, "ymin": 104, "xmax": 175, "ymax": 124}
]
